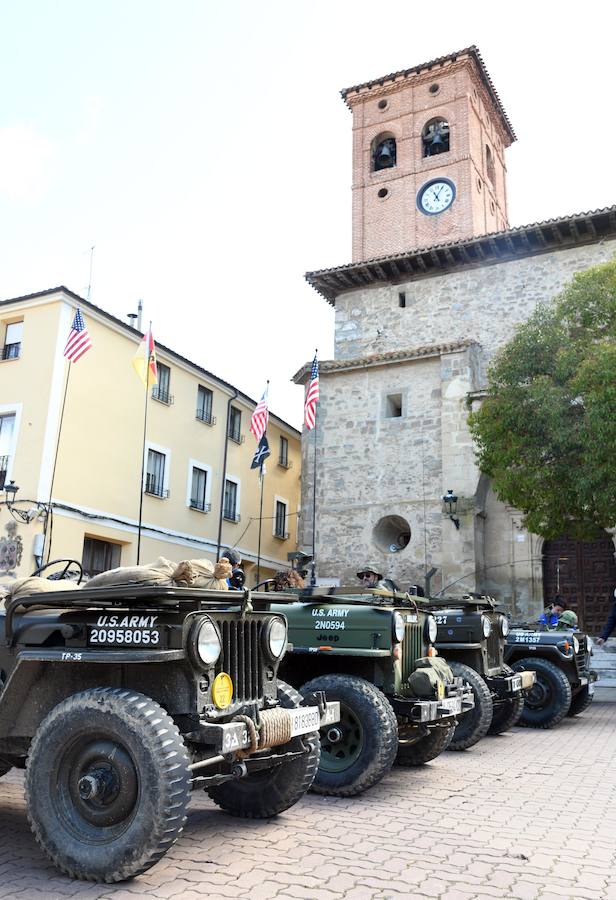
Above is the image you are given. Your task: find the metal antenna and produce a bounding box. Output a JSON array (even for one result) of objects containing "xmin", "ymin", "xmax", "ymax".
[{"xmin": 86, "ymin": 246, "xmax": 95, "ymax": 301}]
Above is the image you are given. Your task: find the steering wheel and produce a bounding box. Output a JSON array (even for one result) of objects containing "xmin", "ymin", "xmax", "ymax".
[
  {"xmin": 254, "ymin": 579, "xmax": 275, "ymax": 592},
  {"xmin": 31, "ymin": 558, "xmax": 84, "ymax": 584}
]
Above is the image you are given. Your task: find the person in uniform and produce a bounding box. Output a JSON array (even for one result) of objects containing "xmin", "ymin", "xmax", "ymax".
[{"xmin": 556, "ymin": 609, "xmax": 579, "ymax": 629}]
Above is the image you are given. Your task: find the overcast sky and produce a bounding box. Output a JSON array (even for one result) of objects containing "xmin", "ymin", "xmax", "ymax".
[{"xmin": 1, "ymin": 1, "xmax": 614, "ymax": 427}]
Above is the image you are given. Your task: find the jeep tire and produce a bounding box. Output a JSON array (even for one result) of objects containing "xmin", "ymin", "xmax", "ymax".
[
  {"xmin": 447, "ymin": 662, "xmax": 493, "ymax": 750},
  {"xmin": 25, "ymin": 688, "xmax": 191, "ymax": 882},
  {"xmin": 488, "ymin": 695, "xmax": 525, "ymax": 735},
  {"xmin": 298, "ymin": 674, "xmax": 398, "ymax": 797},
  {"xmin": 396, "ymin": 724, "xmax": 455, "ymax": 766},
  {"xmin": 208, "ymin": 681, "xmax": 320, "ymax": 816},
  {"xmin": 512, "ymin": 658, "xmax": 572, "ymax": 728},
  {"xmin": 567, "ymin": 685, "xmax": 594, "ymax": 717}
]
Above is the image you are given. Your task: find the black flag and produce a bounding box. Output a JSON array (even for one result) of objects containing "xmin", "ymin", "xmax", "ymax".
[{"xmin": 251, "ymin": 434, "xmax": 270, "ymax": 470}]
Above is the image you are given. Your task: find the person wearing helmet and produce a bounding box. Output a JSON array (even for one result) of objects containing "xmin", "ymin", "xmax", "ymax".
[
  {"xmin": 539, "ymin": 595, "xmax": 566, "ymax": 627},
  {"xmin": 356, "ymin": 565, "xmax": 389, "ymax": 590},
  {"xmin": 556, "ymin": 609, "xmax": 579, "ymax": 630}
]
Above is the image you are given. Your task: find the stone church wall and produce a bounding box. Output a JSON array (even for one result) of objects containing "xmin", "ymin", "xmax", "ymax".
[{"xmin": 334, "ymin": 240, "xmax": 616, "ymax": 380}]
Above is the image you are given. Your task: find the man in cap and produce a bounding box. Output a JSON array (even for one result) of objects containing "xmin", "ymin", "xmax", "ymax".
[{"xmin": 356, "ymin": 565, "xmax": 389, "ymax": 590}]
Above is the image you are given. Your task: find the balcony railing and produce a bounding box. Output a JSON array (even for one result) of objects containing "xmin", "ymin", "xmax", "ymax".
[
  {"xmin": 151, "ymin": 387, "xmax": 174, "ymax": 405},
  {"xmin": 196, "ymin": 408, "xmax": 216, "ymax": 426},
  {"xmin": 223, "ymin": 508, "xmax": 241, "ymax": 523},
  {"xmin": 1, "ymin": 343, "xmax": 20, "ymax": 361},
  {"xmin": 144, "ymin": 475, "xmax": 169, "ymax": 498},
  {"xmin": 228, "ymin": 430, "xmax": 245, "ymax": 445},
  {"xmin": 189, "ymin": 498, "xmax": 211, "ymax": 513},
  {"xmin": 0, "ymin": 456, "xmax": 8, "ymax": 490},
  {"xmin": 278, "ymin": 456, "xmax": 293, "ymax": 469}
]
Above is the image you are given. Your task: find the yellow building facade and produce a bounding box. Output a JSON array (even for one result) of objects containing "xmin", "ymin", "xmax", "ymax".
[{"xmin": 0, "ymin": 287, "xmax": 301, "ymax": 587}]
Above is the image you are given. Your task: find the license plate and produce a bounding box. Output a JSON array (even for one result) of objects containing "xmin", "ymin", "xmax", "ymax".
[
  {"xmin": 588, "ymin": 682, "xmax": 595, "ymax": 695},
  {"xmin": 88, "ymin": 626, "xmax": 164, "ymax": 648},
  {"xmin": 439, "ymin": 696, "xmax": 462, "ymax": 715},
  {"xmin": 288, "ymin": 706, "xmax": 321, "ymax": 737},
  {"xmin": 579, "ymin": 676, "xmax": 588, "ymax": 685},
  {"xmin": 511, "ymin": 675, "xmax": 522, "ymax": 691}
]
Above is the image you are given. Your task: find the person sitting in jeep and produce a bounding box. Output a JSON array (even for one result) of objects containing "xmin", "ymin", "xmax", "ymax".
[
  {"xmin": 539, "ymin": 596, "xmax": 566, "ymax": 627},
  {"xmin": 356, "ymin": 565, "xmax": 390, "ymax": 590},
  {"xmin": 556, "ymin": 609, "xmax": 579, "ymax": 629}
]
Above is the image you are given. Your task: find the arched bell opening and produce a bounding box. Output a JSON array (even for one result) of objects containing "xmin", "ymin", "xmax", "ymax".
[
  {"xmin": 422, "ymin": 118, "xmax": 450, "ymax": 157},
  {"xmin": 371, "ymin": 133, "xmax": 397, "ymax": 172}
]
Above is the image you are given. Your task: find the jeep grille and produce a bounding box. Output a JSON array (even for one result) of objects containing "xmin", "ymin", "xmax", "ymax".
[
  {"xmin": 401, "ymin": 621, "xmax": 424, "ymax": 684},
  {"xmin": 213, "ymin": 617, "xmax": 264, "ymax": 701},
  {"xmin": 574, "ymin": 641, "xmax": 588, "ymax": 675},
  {"xmin": 485, "ymin": 613, "xmax": 503, "ymax": 669}
]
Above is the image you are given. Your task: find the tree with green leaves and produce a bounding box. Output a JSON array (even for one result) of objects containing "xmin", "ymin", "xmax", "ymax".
[{"xmin": 469, "ymin": 258, "xmax": 616, "ymax": 539}]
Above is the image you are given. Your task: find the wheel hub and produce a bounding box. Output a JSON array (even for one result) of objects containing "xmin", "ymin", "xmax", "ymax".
[
  {"xmin": 65, "ymin": 739, "xmax": 139, "ymax": 828},
  {"xmin": 319, "ymin": 702, "xmax": 364, "ymax": 773},
  {"xmin": 526, "ymin": 677, "xmax": 550, "ymax": 709}
]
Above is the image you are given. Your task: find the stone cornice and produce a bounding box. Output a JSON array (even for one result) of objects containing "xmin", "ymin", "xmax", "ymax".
[
  {"xmin": 305, "ymin": 205, "xmax": 616, "ymax": 305},
  {"xmin": 292, "ymin": 340, "xmax": 478, "ymax": 384}
]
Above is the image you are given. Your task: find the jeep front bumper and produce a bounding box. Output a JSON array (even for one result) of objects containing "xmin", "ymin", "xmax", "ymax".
[
  {"xmin": 193, "ymin": 701, "xmax": 340, "ymax": 754},
  {"xmin": 390, "ymin": 683, "xmax": 474, "ymax": 724},
  {"xmin": 486, "ymin": 670, "xmax": 536, "ymax": 697}
]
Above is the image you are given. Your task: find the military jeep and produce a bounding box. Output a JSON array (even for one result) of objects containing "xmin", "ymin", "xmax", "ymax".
[
  {"xmin": 505, "ymin": 624, "xmax": 598, "ymax": 728},
  {"xmin": 269, "ymin": 585, "xmax": 474, "ymax": 797},
  {"xmin": 0, "ymin": 563, "xmax": 339, "ymax": 882},
  {"xmin": 429, "ymin": 595, "xmax": 536, "ymax": 750}
]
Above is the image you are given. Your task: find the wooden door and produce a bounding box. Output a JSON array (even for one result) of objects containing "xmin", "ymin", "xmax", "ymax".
[{"xmin": 542, "ymin": 533, "xmax": 616, "ymax": 633}]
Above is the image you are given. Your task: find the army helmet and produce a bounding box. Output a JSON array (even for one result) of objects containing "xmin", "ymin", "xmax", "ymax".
[{"xmin": 558, "ymin": 609, "xmax": 578, "ymax": 628}]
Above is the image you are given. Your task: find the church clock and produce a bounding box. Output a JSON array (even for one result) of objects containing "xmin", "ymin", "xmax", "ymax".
[{"xmin": 417, "ymin": 178, "xmax": 456, "ymax": 215}]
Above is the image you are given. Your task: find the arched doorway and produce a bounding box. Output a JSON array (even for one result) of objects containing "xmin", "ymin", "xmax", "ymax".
[{"xmin": 542, "ymin": 532, "xmax": 616, "ymax": 633}]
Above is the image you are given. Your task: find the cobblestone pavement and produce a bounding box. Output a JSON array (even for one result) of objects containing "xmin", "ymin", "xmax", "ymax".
[{"xmin": 1, "ymin": 702, "xmax": 615, "ymax": 900}]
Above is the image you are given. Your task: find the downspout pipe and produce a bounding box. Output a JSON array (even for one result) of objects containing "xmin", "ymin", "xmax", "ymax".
[{"xmin": 216, "ymin": 389, "xmax": 238, "ymax": 559}]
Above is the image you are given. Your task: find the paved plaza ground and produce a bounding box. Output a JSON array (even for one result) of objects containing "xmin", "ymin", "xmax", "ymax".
[{"xmin": 0, "ymin": 700, "xmax": 615, "ymax": 900}]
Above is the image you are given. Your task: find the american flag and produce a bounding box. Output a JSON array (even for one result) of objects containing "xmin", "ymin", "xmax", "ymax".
[
  {"xmin": 250, "ymin": 386, "xmax": 269, "ymax": 443},
  {"xmin": 64, "ymin": 308, "xmax": 93, "ymax": 362},
  {"xmin": 304, "ymin": 354, "xmax": 319, "ymax": 430}
]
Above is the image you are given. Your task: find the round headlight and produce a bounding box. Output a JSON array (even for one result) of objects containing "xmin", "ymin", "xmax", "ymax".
[
  {"xmin": 267, "ymin": 617, "xmax": 288, "ymax": 659},
  {"xmin": 573, "ymin": 635, "xmax": 580, "ymax": 654},
  {"xmin": 425, "ymin": 615, "xmax": 438, "ymax": 643},
  {"xmin": 500, "ymin": 615, "xmax": 509, "ymax": 637},
  {"xmin": 587, "ymin": 636, "xmax": 593, "ymax": 652},
  {"xmin": 393, "ymin": 612, "xmax": 405, "ymax": 643},
  {"xmin": 481, "ymin": 615, "xmax": 492, "ymax": 638},
  {"xmin": 196, "ymin": 618, "xmax": 222, "ymax": 665}
]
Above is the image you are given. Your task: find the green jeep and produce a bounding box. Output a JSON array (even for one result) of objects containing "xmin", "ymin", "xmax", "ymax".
[
  {"xmin": 505, "ymin": 624, "xmax": 598, "ymax": 728},
  {"xmin": 429, "ymin": 594, "xmax": 536, "ymax": 750},
  {"xmin": 270, "ymin": 586, "xmax": 474, "ymax": 797}
]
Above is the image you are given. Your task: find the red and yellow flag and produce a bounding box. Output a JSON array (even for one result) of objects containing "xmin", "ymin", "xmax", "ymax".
[{"xmin": 133, "ymin": 327, "xmax": 157, "ymax": 387}]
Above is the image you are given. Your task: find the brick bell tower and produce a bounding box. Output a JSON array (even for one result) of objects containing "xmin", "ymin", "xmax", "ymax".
[{"xmin": 343, "ymin": 46, "xmax": 516, "ymax": 262}]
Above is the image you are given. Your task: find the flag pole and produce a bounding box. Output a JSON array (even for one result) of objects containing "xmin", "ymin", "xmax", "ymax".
[
  {"xmin": 255, "ymin": 379, "xmax": 269, "ymax": 587},
  {"xmin": 136, "ymin": 322, "xmax": 152, "ymax": 564},
  {"xmin": 256, "ymin": 467, "xmax": 265, "ymax": 586},
  {"xmin": 42, "ymin": 360, "xmax": 72, "ymax": 563},
  {"xmin": 310, "ymin": 349, "xmax": 318, "ymax": 587}
]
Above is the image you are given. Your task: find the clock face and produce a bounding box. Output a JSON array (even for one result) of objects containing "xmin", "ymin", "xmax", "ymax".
[{"xmin": 417, "ymin": 178, "xmax": 456, "ymax": 215}]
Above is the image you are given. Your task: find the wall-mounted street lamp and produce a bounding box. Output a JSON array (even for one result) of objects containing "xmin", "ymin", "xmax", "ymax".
[
  {"xmin": 442, "ymin": 489, "xmax": 460, "ymax": 530},
  {"xmin": 3, "ymin": 481, "xmax": 49, "ymax": 525}
]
